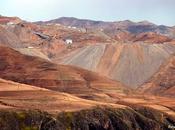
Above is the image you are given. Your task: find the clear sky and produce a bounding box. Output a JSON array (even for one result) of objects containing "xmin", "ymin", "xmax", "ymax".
[{"xmin": 0, "ymin": 0, "xmax": 175, "ymax": 26}]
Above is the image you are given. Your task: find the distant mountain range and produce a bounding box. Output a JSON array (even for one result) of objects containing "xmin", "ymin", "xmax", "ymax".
[{"xmin": 37, "ymin": 17, "xmax": 175, "ymax": 38}]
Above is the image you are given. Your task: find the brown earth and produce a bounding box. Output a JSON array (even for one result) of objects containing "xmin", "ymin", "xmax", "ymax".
[
  {"xmin": 1, "ymin": 21, "xmax": 175, "ymax": 89},
  {"xmin": 132, "ymin": 32, "xmax": 173, "ymax": 43},
  {"xmin": 0, "ymin": 78, "xmax": 175, "ymax": 118},
  {"xmin": 0, "ymin": 45, "xmax": 128, "ymax": 98},
  {"xmin": 0, "ymin": 45, "xmax": 174, "ymax": 117},
  {"xmin": 139, "ymin": 56, "xmax": 175, "ymax": 97},
  {"xmin": 0, "ymin": 78, "xmax": 127, "ymax": 113}
]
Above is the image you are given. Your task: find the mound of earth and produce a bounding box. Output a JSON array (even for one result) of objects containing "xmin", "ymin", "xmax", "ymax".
[{"xmin": 58, "ymin": 42, "xmax": 175, "ymax": 88}]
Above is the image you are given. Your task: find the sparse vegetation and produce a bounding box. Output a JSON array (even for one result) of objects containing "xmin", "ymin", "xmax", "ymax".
[{"xmin": 0, "ymin": 107, "xmax": 174, "ymax": 130}]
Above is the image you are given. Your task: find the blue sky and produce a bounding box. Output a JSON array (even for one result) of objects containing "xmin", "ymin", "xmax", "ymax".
[{"xmin": 0, "ymin": 0, "xmax": 175, "ymax": 26}]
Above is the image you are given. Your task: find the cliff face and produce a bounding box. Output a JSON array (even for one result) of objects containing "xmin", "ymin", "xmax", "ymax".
[{"xmin": 0, "ymin": 107, "xmax": 175, "ymax": 130}]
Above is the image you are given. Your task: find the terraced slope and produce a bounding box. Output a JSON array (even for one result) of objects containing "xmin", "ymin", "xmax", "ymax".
[
  {"xmin": 0, "ymin": 78, "xmax": 127, "ymax": 113},
  {"xmin": 0, "ymin": 46, "xmax": 175, "ymax": 129},
  {"xmin": 0, "ymin": 45, "xmax": 127, "ymax": 98},
  {"xmin": 0, "ymin": 79, "xmax": 175, "ymax": 129},
  {"xmin": 59, "ymin": 42, "xmax": 175, "ymax": 88}
]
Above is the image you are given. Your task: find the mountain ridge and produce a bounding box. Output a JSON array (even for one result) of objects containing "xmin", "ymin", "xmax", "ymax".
[{"xmin": 36, "ymin": 17, "xmax": 175, "ymax": 39}]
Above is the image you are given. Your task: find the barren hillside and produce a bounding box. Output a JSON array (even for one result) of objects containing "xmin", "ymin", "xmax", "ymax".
[{"xmin": 58, "ymin": 42, "xmax": 175, "ymax": 88}]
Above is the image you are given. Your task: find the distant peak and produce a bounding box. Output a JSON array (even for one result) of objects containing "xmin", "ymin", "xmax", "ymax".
[
  {"xmin": 137, "ymin": 20, "xmax": 155, "ymax": 25},
  {"xmin": 117, "ymin": 20, "xmax": 134, "ymax": 23},
  {"xmin": 123, "ymin": 20, "xmax": 133, "ymax": 23},
  {"xmin": 58, "ymin": 17, "xmax": 78, "ymax": 20}
]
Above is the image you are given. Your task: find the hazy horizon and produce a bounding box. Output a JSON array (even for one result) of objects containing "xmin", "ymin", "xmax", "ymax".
[{"xmin": 1, "ymin": 0, "xmax": 175, "ymax": 26}]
